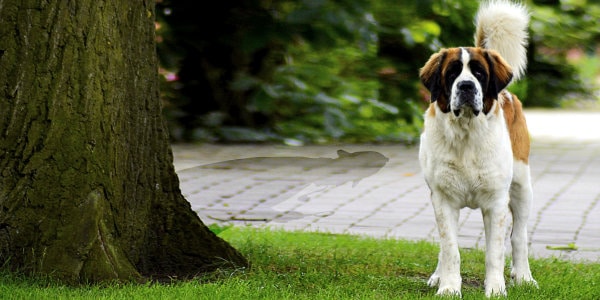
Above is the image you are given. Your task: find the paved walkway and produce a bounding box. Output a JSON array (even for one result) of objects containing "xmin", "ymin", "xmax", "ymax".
[{"xmin": 172, "ymin": 109, "xmax": 600, "ymax": 262}]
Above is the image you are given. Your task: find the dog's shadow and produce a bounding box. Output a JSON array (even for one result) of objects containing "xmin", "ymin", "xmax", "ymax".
[{"xmin": 178, "ymin": 150, "xmax": 389, "ymax": 223}]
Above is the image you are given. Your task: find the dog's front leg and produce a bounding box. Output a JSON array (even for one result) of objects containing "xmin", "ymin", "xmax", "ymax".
[
  {"xmin": 430, "ymin": 193, "xmax": 462, "ymax": 296},
  {"xmin": 482, "ymin": 202, "xmax": 509, "ymax": 297}
]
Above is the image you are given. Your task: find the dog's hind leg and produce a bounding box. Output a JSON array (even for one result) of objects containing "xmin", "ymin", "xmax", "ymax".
[
  {"xmin": 509, "ymin": 161, "xmax": 537, "ymax": 286},
  {"xmin": 429, "ymin": 193, "xmax": 462, "ymax": 296}
]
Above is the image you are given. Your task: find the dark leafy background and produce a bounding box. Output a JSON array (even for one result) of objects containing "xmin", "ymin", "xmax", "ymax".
[{"xmin": 156, "ymin": 0, "xmax": 600, "ymax": 144}]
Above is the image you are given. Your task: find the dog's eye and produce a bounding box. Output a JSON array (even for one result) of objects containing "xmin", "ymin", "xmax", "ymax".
[
  {"xmin": 448, "ymin": 72, "xmax": 458, "ymax": 83},
  {"xmin": 446, "ymin": 63, "xmax": 462, "ymax": 83},
  {"xmin": 470, "ymin": 64, "xmax": 486, "ymax": 81}
]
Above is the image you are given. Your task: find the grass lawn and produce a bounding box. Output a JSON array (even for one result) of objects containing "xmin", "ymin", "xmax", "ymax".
[{"xmin": 0, "ymin": 226, "xmax": 598, "ymax": 299}]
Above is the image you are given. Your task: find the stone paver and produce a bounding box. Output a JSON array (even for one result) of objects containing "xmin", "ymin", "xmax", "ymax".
[{"xmin": 173, "ymin": 109, "xmax": 600, "ymax": 262}]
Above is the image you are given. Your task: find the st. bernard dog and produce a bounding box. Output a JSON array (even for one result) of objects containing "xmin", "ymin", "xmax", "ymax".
[{"xmin": 418, "ymin": 1, "xmax": 537, "ymax": 297}]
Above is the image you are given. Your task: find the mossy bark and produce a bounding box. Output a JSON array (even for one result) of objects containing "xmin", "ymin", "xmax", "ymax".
[{"xmin": 0, "ymin": 0, "xmax": 247, "ymax": 283}]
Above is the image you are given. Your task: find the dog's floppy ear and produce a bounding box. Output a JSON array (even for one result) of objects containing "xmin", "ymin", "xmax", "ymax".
[
  {"xmin": 419, "ymin": 50, "xmax": 447, "ymax": 102},
  {"xmin": 484, "ymin": 50, "xmax": 514, "ymax": 99}
]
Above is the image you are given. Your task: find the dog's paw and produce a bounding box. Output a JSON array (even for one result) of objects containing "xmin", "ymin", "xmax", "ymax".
[
  {"xmin": 485, "ymin": 282, "xmax": 507, "ymax": 298},
  {"xmin": 430, "ymin": 273, "xmax": 462, "ymax": 296},
  {"xmin": 510, "ymin": 271, "xmax": 538, "ymax": 288},
  {"xmin": 427, "ymin": 273, "xmax": 440, "ymax": 287},
  {"xmin": 436, "ymin": 286, "xmax": 462, "ymax": 297}
]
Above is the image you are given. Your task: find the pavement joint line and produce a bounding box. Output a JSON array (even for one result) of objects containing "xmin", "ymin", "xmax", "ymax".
[
  {"xmin": 319, "ymin": 184, "xmax": 380, "ymax": 234},
  {"xmin": 384, "ymin": 186, "xmax": 430, "ymax": 236},
  {"xmin": 343, "ymin": 183, "xmax": 392, "ymax": 232},
  {"xmin": 529, "ymin": 142, "xmax": 595, "ymax": 245},
  {"xmin": 573, "ymin": 189, "xmax": 600, "ymax": 245}
]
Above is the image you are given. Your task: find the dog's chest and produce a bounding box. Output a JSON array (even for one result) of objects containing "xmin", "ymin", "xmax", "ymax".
[
  {"xmin": 420, "ymin": 113, "xmax": 513, "ymax": 208},
  {"xmin": 431, "ymin": 153, "xmax": 509, "ymax": 208}
]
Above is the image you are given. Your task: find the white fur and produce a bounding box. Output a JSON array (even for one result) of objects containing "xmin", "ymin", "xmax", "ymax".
[
  {"xmin": 420, "ymin": 102, "xmax": 512, "ymax": 297},
  {"xmin": 475, "ymin": 0, "xmax": 530, "ymax": 81}
]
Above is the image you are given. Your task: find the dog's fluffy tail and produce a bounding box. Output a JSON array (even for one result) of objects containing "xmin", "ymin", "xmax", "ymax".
[{"xmin": 475, "ymin": 0, "xmax": 530, "ymax": 81}]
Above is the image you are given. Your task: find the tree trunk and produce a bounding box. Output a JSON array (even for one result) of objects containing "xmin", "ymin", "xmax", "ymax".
[{"xmin": 0, "ymin": 0, "xmax": 247, "ymax": 283}]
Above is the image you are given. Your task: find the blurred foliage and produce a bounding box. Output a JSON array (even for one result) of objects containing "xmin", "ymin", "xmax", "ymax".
[
  {"xmin": 156, "ymin": 0, "xmax": 600, "ymax": 144},
  {"xmin": 374, "ymin": 0, "xmax": 480, "ymax": 126},
  {"xmin": 526, "ymin": 0, "xmax": 600, "ymax": 106}
]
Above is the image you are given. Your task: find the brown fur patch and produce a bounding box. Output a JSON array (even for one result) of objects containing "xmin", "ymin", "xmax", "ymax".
[
  {"xmin": 501, "ymin": 92, "xmax": 530, "ymax": 163},
  {"xmin": 419, "ymin": 51, "xmax": 444, "ymax": 86},
  {"xmin": 427, "ymin": 103, "xmax": 436, "ymax": 118},
  {"xmin": 485, "ymin": 49, "xmax": 513, "ymax": 90},
  {"xmin": 419, "ymin": 48, "xmax": 463, "ymax": 113},
  {"xmin": 493, "ymin": 98, "xmax": 501, "ymax": 116},
  {"xmin": 465, "ymin": 48, "xmax": 514, "ymax": 115}
]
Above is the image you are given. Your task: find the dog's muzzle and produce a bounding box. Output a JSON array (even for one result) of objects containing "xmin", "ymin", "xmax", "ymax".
[{"xmin": 453, "ymin": 81, "xmax": 481, "ymax": 117}]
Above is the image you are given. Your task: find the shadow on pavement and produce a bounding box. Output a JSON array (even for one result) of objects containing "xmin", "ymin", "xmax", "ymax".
[{"xmin": 178, "ymin": 150, "xmax": 389, "ymax": 222}]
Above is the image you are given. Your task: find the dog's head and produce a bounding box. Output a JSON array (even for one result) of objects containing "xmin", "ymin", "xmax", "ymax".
[{"xmin": 419, "ymin": 47, "xmax": 513, "ymax": 117}]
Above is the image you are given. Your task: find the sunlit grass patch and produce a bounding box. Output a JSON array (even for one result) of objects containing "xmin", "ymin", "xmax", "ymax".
[{"xmin": 0, "ymin": 226, "xmax": 599, "ymax": 299}]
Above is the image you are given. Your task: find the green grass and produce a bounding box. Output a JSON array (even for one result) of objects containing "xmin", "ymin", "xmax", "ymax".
[{"xmin": 1, "ymin": 226, "xmax": 599, "ymax": 299}]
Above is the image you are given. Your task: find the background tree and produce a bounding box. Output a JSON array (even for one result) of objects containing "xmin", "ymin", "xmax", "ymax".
[{"xmin": 0, "ymin": 0, "xmax": 246, "ymax": 282}]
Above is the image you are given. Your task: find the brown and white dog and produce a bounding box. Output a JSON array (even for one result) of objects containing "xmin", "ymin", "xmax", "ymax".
[{"xmin": 418, "ymin": 1, "xmax": 537, "ymax": 297}]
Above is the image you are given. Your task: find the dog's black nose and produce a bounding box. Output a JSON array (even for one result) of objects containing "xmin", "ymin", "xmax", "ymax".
[{"xmin": 457, "ymin": 81, "xmax": 476, "ymax": 92}]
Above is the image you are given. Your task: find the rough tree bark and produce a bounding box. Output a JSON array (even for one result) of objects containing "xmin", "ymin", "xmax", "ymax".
[{"xmin": 0, "ymin": 0, "xmax": 247, "ymax": 282}]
